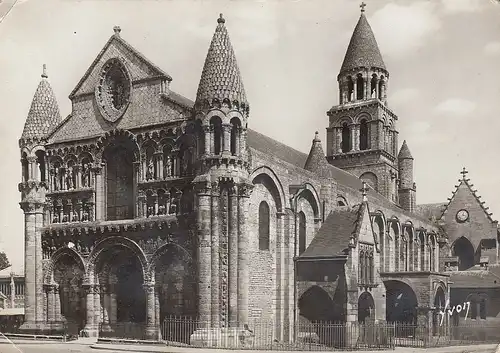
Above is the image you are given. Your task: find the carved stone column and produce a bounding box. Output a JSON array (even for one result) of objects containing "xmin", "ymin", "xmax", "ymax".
[
  {"xmin": 155, "ymin": 285, "xmax": 160, "ymax": 328},
  {"xmin": 235, "ymin": 127, "xmax": 241, "ymax": 157},
  {"xmin": 353, "ymin": 79, "xmax": 358, "ymax": 101},
  {"xmin": 35, "ymin": 207, "xmax": 44, "ymax": 323},
  {"xmin": 228, "ymin": 186, "xmax": 238, "ymax": 325},
  {"xmin": 94, "ymin": 284, "xmax": 101, "ymax": 330},
  {"xmin": 211, "ymin": 182, "xmax": 220, "ymax": 328},
  {"xmin": 54, "ymin": 285, "xmax": 61, "ymax": 322},
  {"xmin": 203, "ymin": 125, "xmax": 211, "ymax": 156},
  {"xmin": 46, "ymin": 284, "xmax": 55, "ymax": 322},
  {"xmin": 133, "ymin": 161, "xmax": 140, "ymax": 218},
  {"xmin": 240, "ymin": 129, "xmax": 247, "ymax": 159},
  {"xmin": 94, "ymin": 164, "xmax": 104, "ymax": 221},
  {"xmin": 237, "ymin": 184, "xmax": 252, "ymax": 325},
  {"xmin": 196, "ymin": 182, "xmax": 212, "ymax": 327},
  {"xmin": 144, "ymin": 282, "xmax": 157, "ymax": 339},
  {"xmin": 222, "ymin": 124, "xmax": 231, "ymax": 154},
  {"xmin": 84, "ymin": 284, "xmax": 95, "ymax": 335}
]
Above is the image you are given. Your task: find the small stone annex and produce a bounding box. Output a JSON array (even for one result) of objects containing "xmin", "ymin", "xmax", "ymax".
[{"xmin": 17, "ymin": 5, "xmax": 500, "ymax": 346}]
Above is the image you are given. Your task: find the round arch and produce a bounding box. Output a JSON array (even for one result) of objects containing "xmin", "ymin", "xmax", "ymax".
[
  {"xmin": 250, "ymin": 166, "xmax": 286, "ymax": 213},
  {"xmin": 298, "ymin": 285, "xmax": 337, "ymax": 323},
  {"xmin": 44, "ymin": 247, "xmax": 86, "ymax": 284},
  {"xmin": 96, "ymin": 129, "xmax": 140, "ymax": 161},
  {"xmin": 336, "ymin": 116, "xmax": 354, "ymax": 127},
  {"xmin": 384, "ymin": 280, "xmax": 418, "ymax": 323},
  {"xmin": 360, "ymin": 172, "xmax": 378, "ymax": 192},
  {"xmin": 147, "ymin": 242, "xmax": 194, "ymax": 280},
  {"xmin": 295, "ymin": 183, "xmax": 321, "ymax": 219},
  {"xmin": 452, "ymin": 236, "xmax": 475, "ymax": 270},
  {"xmin": 358, "ymin": 291, "xmax": 375, "ymax": 323},
  {"xmin": 354, "ymin": 112, "xmax": 373, "ymax": 124},
  {"xmin": 86, "ymin": 236, "xmax": 149, "ymax": 281}
]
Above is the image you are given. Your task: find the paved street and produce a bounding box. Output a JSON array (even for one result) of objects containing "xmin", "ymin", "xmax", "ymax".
[{"xmin": 0, "ymin": 340, "xmax": 107, "ymax": 353}]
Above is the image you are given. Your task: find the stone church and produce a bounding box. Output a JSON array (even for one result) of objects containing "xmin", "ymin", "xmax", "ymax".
[{"xmin": 17, "ymin": 5, "xmax": 500, "ymax": 344}]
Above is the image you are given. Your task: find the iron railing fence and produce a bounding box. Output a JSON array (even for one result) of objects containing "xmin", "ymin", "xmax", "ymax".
[
  {"xmin": 160, "ymin": 317, "xmax": 395, "ymax": 351},
  {"xmin": 389, "ymin": 321, "xmax": 500, "ymax": 348},
  {"xmin": 98, "ymin": 322, "xmax": 148, "ymax": 341}
]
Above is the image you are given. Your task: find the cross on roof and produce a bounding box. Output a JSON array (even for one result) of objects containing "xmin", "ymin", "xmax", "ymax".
[
  {"xmin": 360, "ymin": 2, "xmax": 367, "ymax": 12},
  {"xmin": 41, "ymin": 64, "xmax": 48, "ymax": 79},
  {"xmin": 461, "ymin": 167, "xmax": 468, "ymax": 179}
]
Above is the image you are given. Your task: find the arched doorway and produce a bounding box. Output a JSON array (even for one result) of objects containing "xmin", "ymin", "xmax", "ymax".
[
  {"xmin": 452, "ymin": 237, "xmax": 475, "ymax": 270},
  {"xmin": 93, "ymin": 244, "xmax": 147, "ymax": 338},
  {"xmin": 384, "ymin": 280, "xmax": 418, "ymax": 324},
  {"xmin": 358, "ymin": 292, "xmax": 375, "ymax": 323},
  {"xmin": 298, "ymin": 286, "xmax": 338, "ymax": 323},
  {"xmin": 52, "ymin": 253, "xmax": 85, "ymax": 330},
  {"xmin": 433, "ymin": 287, "xmax": 446, "ymax": 335}
]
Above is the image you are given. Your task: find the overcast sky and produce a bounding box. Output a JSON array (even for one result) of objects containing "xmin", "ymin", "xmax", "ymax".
[{"xmin": 0, "ymin": 0, "xmax": 499, "ymax": 271}]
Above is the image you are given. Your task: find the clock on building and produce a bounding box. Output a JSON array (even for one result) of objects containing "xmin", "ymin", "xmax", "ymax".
[
  {"xmin": 95, "ymin": 58, "xmax": 131, "ymax": 123},
  {"xmin": 456, "ymin": 209, "xmax": 469, "ymax": 223}
]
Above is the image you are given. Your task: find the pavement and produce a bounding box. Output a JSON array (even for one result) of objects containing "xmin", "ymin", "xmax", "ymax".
[{"xmin": 0, "ymin": 336, "xmax": 497, "ymax": 353}]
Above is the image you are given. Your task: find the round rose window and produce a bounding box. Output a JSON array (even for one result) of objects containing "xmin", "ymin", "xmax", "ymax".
[{"xmin": 95, "ymin": 58, "xmax": 131, "ymax": 123}]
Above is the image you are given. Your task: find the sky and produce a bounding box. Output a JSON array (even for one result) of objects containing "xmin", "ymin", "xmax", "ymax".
[{"xmin": 0, "ymin": 0, "xmax": 499, "ymax": 272}]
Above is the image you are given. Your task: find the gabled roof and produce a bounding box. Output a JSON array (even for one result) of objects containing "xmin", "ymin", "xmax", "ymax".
[
  {"xmin": 299, "ymin": 203, "xmax": 366, "ymax": 259},
  {"xmin": 439, "ymin": 168, "xmax": 496, "ymax": 223},
  {"xmin": 195, "ymin": 14, "xmax": 248, "ymax": 108},
  {"xmin": 398, "ymin": 140, "xmax": 413, "ymax": 160},
  {"xmin": 340, "ymin": 11, "xmax": 387, "ymax": 74},
  {"xmin": 68, "ymin": 27, "xmax": 172, "ymax": 99},
  {"xmin": 21, "ymin": 66, "xmax": 62, "ymax": 141},
  {"xmin": 304, "ymin": 132, "xmax": 330, "ymax": 177}
]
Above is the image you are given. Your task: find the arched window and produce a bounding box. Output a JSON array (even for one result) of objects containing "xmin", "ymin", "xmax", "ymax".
[
  {"xmin": 430, "ymin": 236, "xmax": 436, "ymax": 272},
  {"xmin": 195, "ymin": 120, "xmax": 204, "ymax": 157},
  {"xmin": 347, "ymin": 77, "xmax": 354, "ymax": 102},
  {"xmin": 370, "ymin": 75, "xmax": 377, "ymax": 98},
  {"xmin": 105, "ymin": 141, "xmax": 135, "ymax": 221},
  {"xmin": 359, "ymin": 251, "xmax": 365, "ymax": 284},
  {"xmin": 470, "ymin": 297, "xmax": 478, "ymax": 319},
  {"xmin": 230, "ymin": 117, "xmax": 241, "ymax": 156},
  {"xmin": 21, "ymin": 153, "xmax": 29, "ymax": 183},
  {"xmin": 480, "ymin": 298, "xmax": 487, "ymax": 319},
  {"xmin": 419, "ymin": 233, "xmax": 425, "ymax": 271},
  {"xmin": 359, "ymin": 119, "xmax": 368, "ymax": 150},
  {"xmin": 337, "ymin": 196, "xmax": 347, "ymax": 207},
  {"xmin": 356, "ymin": 74, "xmax": 364, "ymax": 100},
  {"xmin": 341, "ymin": 123, "xmax": 351, "ymax": 153},
  {"xmin": 35, "ymin": 150, "xmax": 46, "ymax": 182},
  {"xmin": 298, "ymin": 211, "xmax": 306, "ymax": 255},
  {"xmin": 368, "ymin": 252, "xmax": 374, "ymax": 284},
  {"xmin": 259, "ymin": 201, "xmax": 270, "ymax": 251},
  {"xmin": 210, "ymin": 117, "xmax": 222, "ymax": 155}
]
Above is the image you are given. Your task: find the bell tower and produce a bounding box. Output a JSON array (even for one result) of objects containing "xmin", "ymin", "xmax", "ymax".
[
  {"xmin": 191, "ymin": 14, "xmax": 253, "ymax": 342},
  {"xmin": 326, "ymin": 4, "xmax": 399, "ymax": 203},
  {"xmin": 19, "ymin": 65, "xmax": 61, "ymax": 331}
]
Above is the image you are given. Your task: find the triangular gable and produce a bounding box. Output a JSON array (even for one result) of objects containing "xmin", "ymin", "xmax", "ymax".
[
  {"xmin": 69, "ymin": 33, "xmax": 171, "ymax": 99},
  {"xmin": 439, "ymin": 169, "xmax": 498, "ymax": 249}
]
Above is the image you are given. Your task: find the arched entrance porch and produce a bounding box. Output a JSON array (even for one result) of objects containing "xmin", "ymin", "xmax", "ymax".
[
  {"xmin": 85, "ymin": 237, "xmax": 148, "ymax": 339},
  {"xmin": 358, "ymin": 292, "xmax": 375, "ymax": 323},
  {"xmin": 298, "ymin": 285, "xmax": 340, "ymax": 323},
  {"xmin": 384, "ymin": 280, "xmax": 418, "ymax": 324},
  {"xmin": 433, "ymin": 287, "xmax": 447, "ymax": 336}
]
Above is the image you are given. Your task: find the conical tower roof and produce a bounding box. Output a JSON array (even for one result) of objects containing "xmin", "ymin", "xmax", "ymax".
[
  {"xmin": 398, "ymin": 140, "xmax": 413, "ymax": 160},
  {"xmin": 340, "ymin": 10, "xmax": 387, "ymax": 73},
  {"xmin": 195, "ymin": 14, "xmax": 248, "ymax": 110},
  {"xmin": 304, "ymin": 132, "xmax": 330, "ymax": 177},
  {"xmin": 21, "ymin": 65, "xmax": 62, "ymax": 141}
]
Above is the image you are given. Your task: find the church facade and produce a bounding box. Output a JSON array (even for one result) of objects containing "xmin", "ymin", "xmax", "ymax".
[{"xmin": 17, "ymin": 6, "xmax": 500, "ymax": 345}]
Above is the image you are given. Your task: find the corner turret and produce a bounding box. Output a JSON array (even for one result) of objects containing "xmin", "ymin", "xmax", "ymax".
[{"xmin": 398, "ymin": 140, "xmax": 416, "ymax": 212}]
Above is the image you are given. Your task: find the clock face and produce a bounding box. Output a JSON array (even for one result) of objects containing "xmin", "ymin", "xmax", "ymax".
[
  {"xmin": 95, "ymin": 58, "xmax": 131, "ymax": 123},
  {"xmin": 456, "ymin": 209, "xmax": 469, "ymax": 223}
]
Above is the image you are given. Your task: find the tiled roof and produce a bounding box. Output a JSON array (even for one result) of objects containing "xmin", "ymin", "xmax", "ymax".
[
  {"xmin": 21, "ymin": 69, "xmax": 62, "ymax": 140},
  {"xmin": 304, "ymin": 132, "xmax": 330, "ymax": 178},
  {"xmin": 299, "ymin": 204, "xmax": 363, "ymax": 258},
  {"xmin": 340, "ymin": 13, "xmax": 387, "ymax": 73},
  {"xmin": 417, "ymin": 203, "xmax": 444, "ymax": 221},
  {"xmin": 398, "ymin": 140, "xmax": 413, "ymax": 160},
  {"xmin": 195, "ymin": 14, "xmax": 247, "ymax": 108},
  {"xmin": 448, "ymin": 266, "xmax": 500, "ymax": 288}
]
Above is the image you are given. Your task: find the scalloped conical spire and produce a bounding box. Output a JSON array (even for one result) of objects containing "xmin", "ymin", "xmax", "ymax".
[
  {"xmin": 398, "ymin": 140, "xmax": 413, "ymax": 160},
  {"xmin": 340, "ymin": 10, "xmax": 387, "ymax": 73},
  {"xmin": 195, "ymin": 14, "xmax": 248, "ymax": 111},
  {"xmin": 304, "ymin": 131, "xmax": 330, "ymax": 177},
  {"xmin": 21, "ymin": 65, "xmax": 62, "ymax": 141}
]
